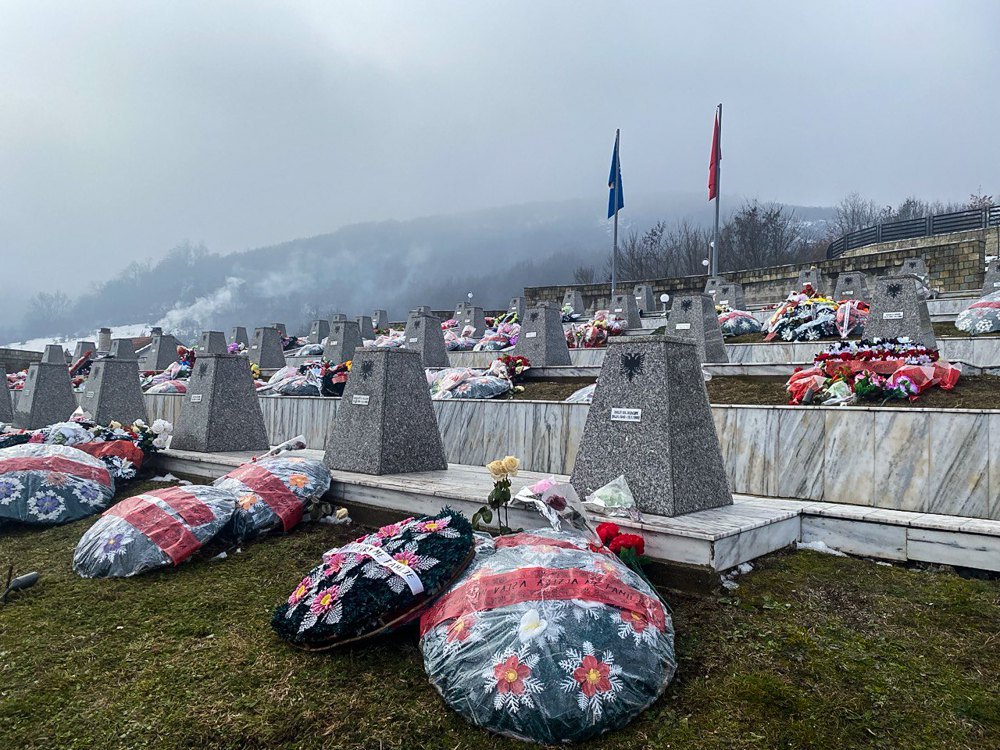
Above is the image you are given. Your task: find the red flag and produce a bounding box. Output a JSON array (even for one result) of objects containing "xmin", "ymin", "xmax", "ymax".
[{"xmin": 708, "ymin": 107, "xmax": 721, "ymax": 200}]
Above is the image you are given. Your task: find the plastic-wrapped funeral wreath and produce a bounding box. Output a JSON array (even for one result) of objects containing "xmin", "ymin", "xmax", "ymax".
[
  {"xmin": 718, "ymin": 309, "xmax": 763, "ymax": 337},
  {"xmin": 956, "ymin": 290, "xmax": 1000, "ymax": 335},
  {"xmin": 420, "ymin": 528, "xmax": 676, "ymax": 745},
  {"xmin": 272, "ymin": 508, "xmax": 475, "ymax": 650},
  {"xmin": 73, "ymin": 485, "xmax": 238, "ymax": 578},
  {"xmin": 213, "ymin": 455, "xmax": 331, "ymax": 539},
  {"xmin": 0, "ymin": 443, "xmax": 115, "ymax": 526}
]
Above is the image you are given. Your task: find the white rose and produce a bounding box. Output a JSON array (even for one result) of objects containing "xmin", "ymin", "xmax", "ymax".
[{"xmin": 152, "ymin": 435, "xmax": 168, "ymax": 449}]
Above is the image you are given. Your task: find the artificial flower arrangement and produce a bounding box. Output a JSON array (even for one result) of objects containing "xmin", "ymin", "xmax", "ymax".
[
  {"xmin": 764, "ymin": 290, "xmax": 840, "ymax": 342},
  {"xmin": 786, "ymin": 337, "xmax": 958, "ymax": 405},
  {"xmin": 491, "ymin": 354, "xmax": 531, "ymax": 384}
]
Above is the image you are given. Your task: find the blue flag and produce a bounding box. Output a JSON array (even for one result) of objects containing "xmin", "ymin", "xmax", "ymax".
[{"xmin": 607, "ymin": 130, "xmax": 624, "ymax": 219}]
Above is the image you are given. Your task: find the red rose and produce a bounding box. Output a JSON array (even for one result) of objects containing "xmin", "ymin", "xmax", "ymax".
[
  {"xmin": 596, "ymin": 522, "xmax": 620, "ymax": 546},
  {"xmin": 609, "ymin": 533, "xmax": 645, "ymax": 556}
]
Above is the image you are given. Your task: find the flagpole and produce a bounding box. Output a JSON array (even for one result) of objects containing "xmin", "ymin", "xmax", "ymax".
[
  {"xmin": 712, "ymin": 104, "xmax": 722, "ymax": 276},
  {"xmin": 611, "ymin": 128, "xmax": 620, "ymax": 296}
]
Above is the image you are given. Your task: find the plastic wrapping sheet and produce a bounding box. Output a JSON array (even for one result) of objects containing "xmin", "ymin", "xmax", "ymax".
[
  {"xmin": 145, "ymin": 379, "xmax": 187, "ymax": 394},
  {"xmin": 73, "ymin": 485, "xmax": 238, "ymax": 578},
  {"xmin": 834, "ymin": 300, "xmax": 869, "ymax": 339},
  {"xmin": 213, "ymin": 455, "xmax": 331, "ymax": 539},
  {"xmin": 428, "ymin": 368, "xmax": 512, "ymax": 400},
  {"xmin": 718, "ymin": 309, "xmax": 763, "ymax": 337},
  {"xmin": 271, "ymin": 509, "xmax": 475, "ymax": 649},
  {"xmin": 0, "ymin": 443, "xmax": 116, "ymax": 526},
  {"xmin": 564, "ymin": 383, "xmax": 596, "ymax": 404},
  {"xmin": 956, "ymin": 290, "xmax": 1000, "ymax": 335},
  {"xmin": 419, "ymin": 528, "xmax": 676, "ymax": 744}
]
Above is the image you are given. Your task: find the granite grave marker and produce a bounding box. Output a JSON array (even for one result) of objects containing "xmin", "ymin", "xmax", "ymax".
[
  {"xmin": 248, "ymin": 327, "xmax": 286, "ymax": 369},
  {"xmin": 865, "ymin": 275, "xmax": 936, "ymax": 346},
  {"xmin": 508, "ymin": 297, "xmax": 526, "ymax": 322},
  {"xmin": 457, "ymin": 305, "xmax": 487, "ymax": 337},
  {"xmin": 82, "ymin": 338, "xmax": 149, "ymax": 425},
  {"xmin": 139, "ymin": 331, "xmax": 184, "ymax": 371},
  {"xmin": 73, "ymin": 340, "xmax": 97, "ymax": 362},
  {"xmin": 13, "ymin": 344, "xmax": 78, "ymax": 429},
  {"xmin": 666, "ymin": 293, "xmax": 728, "ymax": 363},
  {"xmin": 561, "ymin": 289, "xmax": 585, "ymax": 316},
  {"xmin": 271, "ymin": 323, "xmax": 287, "ymax": 337},
  {"xmin": 373, "ymin": 309, "xmax": 389, "ymax": 330},
  {"xmin": 323, "ymin": 319, "xmax": 363, "ymax": 365},
  {"xmin": 357, "ymin": 315, "xmax": 376, "ymax": 340},
  {"xmin": 633, "ymin": 284, "xmax": 655, "ymax": 313},
  {"xmin": 0, "ymin": 366, "xmax": 13, "ymax": 423},
  {"xmin": 97, "ymin": 327, "xmax": 113, "ymax": 353},
  {"xmin": 170, "ymin": 341, "xmax": 269, "ymax": 452},
  {"xmin": 796, "ymin": 268, "xmax": 825, "ymax": 293},
  {"xmin": 324, "ymin": 347, "xmax": 447, "ymax": 475},
  {"xmin": 570, "ymin": 334, "xmax": 732, "ymax": 516},
  {"xmin": 513, "ymin": 303, "xmax": 572, "ymax": 366},
  {"xmin": 704, "ymin": 276, "xmax": 724, "ymax": 296},
  {"xmin": 402, "ymin": 311, "xmax": 448, "ymax": 367},
  {"xmin": 309, "ymin": 319, "xmax": 330, "ymax": 345},
  {"xmin": 196, "ymin": 331, "xmax": 228, "ymax": 355},
  {"xmin": 833, "ymin": 272, "xmax": 870, "ymax": 302},
  {"xmin": 716, "ymin": 282, "xmax": 746, "ymax": 310},
  {"xmin": 610, "ymin": 293, "xmax": 641, "ymax": 330},
  {"xmin": 983, "ymin": 258, "xmax": 1000, "ymax": 296},
  {"xmin": 230, "ymin": 326, "xmax": 249, "ymax": 347}
]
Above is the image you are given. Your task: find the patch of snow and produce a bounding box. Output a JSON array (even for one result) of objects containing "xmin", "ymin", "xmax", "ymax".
[
  {"xmin": 4, "ymin": 323, "xmax": 154, "ymax": 352},
  {"xmin": 736, "ymin": 562, "xmax": 754, "ymax": 575},
  {"xmin": 796, "ymin": 540, "xmax": 847, "ymax": 557},
  {"xmin": 721, "ymin": 578, "xmax": 739, "ymax": 591},
  {"xmin": 150, "ymin": 473, "xmax": 179, "ymax": 483},
  {"xmin": 211, "ymin": 551, "xmax": 228, "ymax": 561}
]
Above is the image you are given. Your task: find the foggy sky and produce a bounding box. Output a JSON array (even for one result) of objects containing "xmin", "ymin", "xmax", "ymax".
[{"xmin": 2, "ymin": 1, "xmax": 999, "ymax": 304}]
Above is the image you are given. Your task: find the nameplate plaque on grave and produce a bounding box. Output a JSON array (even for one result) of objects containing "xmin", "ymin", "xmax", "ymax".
[
  {"xmin": 720, "ymin": 299, "xmax": 729, "ymax": 305},
  {"xmin": 842, "ymin": 290, "xmax": 854, "ymax": 295},
  {"xmin": 610, "ymin": 408, "xmax": 642, "ymax": 423},
  {"xmin": 525, "ymin": 332, "xmax": 537, "ymax": 338},
  {"xmin": 675, "ymin": 323, "xmax": 691, "ymax": 330},
  {"xmin": 409, "ymin": 337, "xmax": 418, "ymax": 342},
  {"xmin": 352, "ymin": 395, "xmax": 370, "ymax": 406},
  {"xmin": 614, "ymin": 307, "xmax": 623, "ymax": 313},
  {"xmin": 882, "ymin": 311, "xmax": 904, "ymax": 320},
  {"xmin": 191, "ymin": 394, "xmax": 203, "ymax": 402},
  {"xmin": 86, "ymin": 391, "xmax": 94, "ymax": 399}
]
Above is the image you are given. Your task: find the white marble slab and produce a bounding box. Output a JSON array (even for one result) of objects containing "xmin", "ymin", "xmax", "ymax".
[
  {"xmin": 991, "ymin": 414, "xmax": 1000, "ymax": 521},
  {"xmin": 927, "ymin": 412, "xmax": 989, "ymax": 518},
  {"xmin": 775, "ymin": 409, "xmax": 825, "ymax": 501},
  {"xmin": 732, "ymin": 407, "xmax": 777, "ymax": 496},
  {"xmin": 823, "ymin": 410, "xmax": 874, "ymax": 505},
  {"xmin": 873, "ymin": 411, "xmax": 929, "ymax": 512},
  {"xmin": 906, "ymin": 528, "xmax": 1000, "ymax": 572},
  {"xmin": 713, "ymin": 516, "xmax": 800, "ymax": 570},
  {"xmin": 800, "ymin": 516, "xmax": 907, "ymax": 560}
]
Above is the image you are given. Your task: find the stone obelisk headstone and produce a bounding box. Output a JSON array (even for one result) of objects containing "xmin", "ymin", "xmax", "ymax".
[
  {"xmin": 230, "ymin": 326, "xmax": 249, "ymax": 347},
  {"xmin": 13, "ymin": 344, "xmax": 77, "ymax": 429},
  {"xmin": 667, "ymin": 294, "xmax": 728, "ymax": 363},
  {"xmin": 452, "ymin": 302, "xmax": 467, "ymax": 321},
  {"xmin": 402, "ymin": 311, "xmax": 448, "ymax": 368},
  {"xmin": 901, "ymin": 258, "xmax": 928, "ymax": 277},
  {"xmin": 82, "ymin": 339, "xmax": 148, "ymax": 425},
  {"xmin": 357, "ymin": 315, "xmax": 376, "ymax": 340},
  {"xmin": 513, "ymin": 304, "xmax": 572, "ymax": 366},
  {"xmin": 833, "ymin": 272, "xmax": 870, "ymax": 302},
  {"xmin": 97, "ymin": 328, "xmax": 113, "ymax": 354},
  {"xmin": 330, "ymin": 313, "xmax": 348, "ymax": 323},
  {"xmin": 271, "ymin": 323, "xmax": 287, "ymax": 337},
  {"xmin": 323, "ymin": 320, "xmax": 363, "ymax": 364},
  {"xmin": 457, "ymin": 306, "xmax": 487, "ymax": 337},
  {"xmin": 324, "ymin": 348, "xmax": 447, "ymax": 475},
  {"xmin": 796, "ymin": 268, "xmax": 825, "ymax": 293},
  {"xmin": 140, "ymin": 332, "xmax": 183, "ymax": 371},
  {"xmin": 570, "ymin": 335, "xmax": 732, "ymax": 516},
  {"xmin": 633, "ymin": 284, "xmax": 655, "ymax": 313},
  {"xmin": 704, "ymin": 276, "xmax": 725, "ymax": 296},
  {"xmin": 195, "ymin": 331, "xmax": 227, "ymax": 356},
  {"xmin": 865, "ymin": 275, "xmax": 937, "ymax": 347},
  {"xmin": 412, "ymin": 306, "xmax": 432, "ymax": 315},
  {"xmin": 373, "ymin": 310, "xmax": 389, "ymax": 330},
  {"xmin": 982, "ymin": 258, "xmax": 1000, "ymax": 296},
  {"xmin": 562, "ymin": 289, "xmax": 585, "ymax": 316},
  {"xmin": 170, "ymin": 337, "xmax": 269, "ymax": 453},
  {"xmin": 610, "ymin": 293, "xmax": 641, "ymax": 330},
  {"xmin": 508, "ymin": 297, "xmax": 526, "ymax": 322},
  {"xmin": 0, "ymin": 366, "xmax": 13, "ymax": 423},
  {"xmin": 716, "ymin": 282, "xmax": 746, "ymax": 310},
  {"xmin": 309, "ymin": 319, "xmax": 330, "ymax": 345},
  {"xmin": 73, "ymin": 341, "xmax": 97, "ymax": 362},
  {"xmin": 249, "ymin": 327, "xmax": 286, "ymax": 369}
]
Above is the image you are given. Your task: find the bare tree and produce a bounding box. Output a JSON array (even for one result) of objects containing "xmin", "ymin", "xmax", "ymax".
[
  {"xmin": 831, "ymin": 193, "xmax": 889, "ymax": 237},
  {"xmin": 573, "ymin": 265, "xmax": 597, "ymax": 284},
  {"xmin": 967, "ymin": 191, "xmax": 995, "ymax": 210},
  {"xmin": 719, "ymin": 200, "xmax": 802, "ymax": 271}
]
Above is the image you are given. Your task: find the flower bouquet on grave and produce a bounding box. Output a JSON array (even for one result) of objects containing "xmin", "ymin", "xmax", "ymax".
[
  {"xmin": 490, "ymin": 355, "xmax": 531, "ymax": 384},
  {"xmin": 717, "ymin": 305, "xmax": 763, "ymax": 337},
  {"xmin": 472, "ymin": 455, "xmax": 521, "ymax": 533},
  {"xmin": 834, "ymin": 299, "xmax": 869, "ymax": 338},
  {"xmin": 764, "ymin": 291, "xmax": 838, "ymax": 342}
]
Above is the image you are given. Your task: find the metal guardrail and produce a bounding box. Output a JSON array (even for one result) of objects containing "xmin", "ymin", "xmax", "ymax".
[{"xmin": 827, "ymin": 206, "xmax": 1000, "ymax": 258}]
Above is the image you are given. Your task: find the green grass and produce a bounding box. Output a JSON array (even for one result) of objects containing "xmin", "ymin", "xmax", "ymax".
[{"xmin": 1, "ymin": 485, "xmax": 998, "ymax": 750}]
